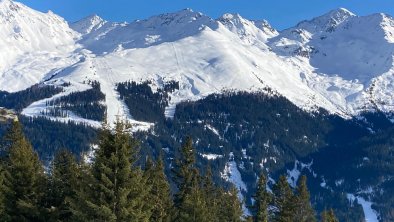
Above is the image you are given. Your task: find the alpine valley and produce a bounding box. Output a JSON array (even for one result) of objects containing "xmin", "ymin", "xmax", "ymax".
[{"xmin": 0, "ymin": 0, "xmax": 393, "ymax": 221}]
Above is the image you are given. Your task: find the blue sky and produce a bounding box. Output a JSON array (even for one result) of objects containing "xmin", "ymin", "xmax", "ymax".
[{"xmin": 18, "ymin": 0, "xmax": 394, "ymax": 30}]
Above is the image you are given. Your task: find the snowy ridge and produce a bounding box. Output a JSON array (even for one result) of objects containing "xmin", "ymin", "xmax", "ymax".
[
  {"xmin": 0, "ymin": 1, "xmax": 392, "ymax": 129},
  {"xmin": 218, "ymin": 13, "xmax": 277, "ymax": 44},
  {"xmin": 70, "ymin": 14, "xmax": 107, "ymax": 35}
]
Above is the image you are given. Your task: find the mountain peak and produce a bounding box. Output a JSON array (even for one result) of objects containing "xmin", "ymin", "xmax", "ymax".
[
  {"xmin": 220, "ymin": 13, "xmax": 243, "ymax": 21},
  {"xmin": 71, "ymin": 14, "xmax": 107, "ymax": 35},
  {"xmin": 324, "ymin": 7, "xmax": 356, "ymax": 21},
  {"xmin": 253, "ymin": 19, "xmax": 278, "ymax": 36},
  {"xmin": 218, "ymin": 13, "xmax": 277, "ymax": 41},
  {"xmin": 294, "ymin": 7, "xmax": 355, "ymax": 33},
  {"xmin": 133, "ymin": 8, "xmax": 215, "ymax": 30}
]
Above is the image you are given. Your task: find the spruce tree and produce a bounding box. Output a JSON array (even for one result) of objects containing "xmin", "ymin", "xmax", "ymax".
[
  {"xmin": 0, "ymin": 163, "xmax": 8, "ymax": 221},
  {"xmin": 272, "ymin": 175, "xmax": 294, "ymax": 222},
  {"xmin": 293, "ymin": 175, "xmax": 316, "ymax": 222},
  {"xmin": 218, "ymin": 186, "xmax": 243, "ymax": 222},
  {"xmin": 48, "ymin": 149, "xmax": 79, "ymax": 221},
  {"xmin": 68, "ymin": 157, "xmax": 94, "ymax": 222},
  {"xmin": 172, "ymin": 136, "xmax": 209, "ymax": 222},
  {"xmin": 321, "ymin": 209, "xmax": 339, "ymax": 222},
  {"xmin": 144, "ymin": 156, "xmax": 173, "ymax": 222},
  {"xmin": 253, "ymin": 174, "xmax": 270, "ymax": 222},
  {"xmin": 3, "ymin": 120, "xmax": 47, "ymax": 221},
  {"xmin": 72, "ymin": 120, "xmax": 151, "ymax": 221},
  {"xmin": 201, "ymin": 166, "xmax": 220, "ymax": 222}
]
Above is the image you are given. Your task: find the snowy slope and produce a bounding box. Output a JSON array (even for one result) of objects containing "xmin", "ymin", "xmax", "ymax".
[
  {"xmin": 269, "ymin": 8, "xmax": 394, "ymax": 114},
  {"xmin": 0, "ymin": 1, "xmax": 392, "ymax": 128},
  {"xmin": 0, "ymin": 0, "xmax": 80, "ymax": 92}
]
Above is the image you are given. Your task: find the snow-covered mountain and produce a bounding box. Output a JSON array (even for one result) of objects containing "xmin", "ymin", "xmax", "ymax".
[
  {"xmin": 0, "ymin": 0, "xmax": 79, "ymax": 92},
  {"xmin": 1, "ymin": 1, "xmax": 394, "ymax": 127}
]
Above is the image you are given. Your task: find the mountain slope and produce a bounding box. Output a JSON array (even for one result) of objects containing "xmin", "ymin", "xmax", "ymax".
[
  {"xmin": 0, "ymin": 0, "xmax": 80, "ymax": 92},
  {"xmin": 270, "ymin": 8, "xmax": 394, "ymax": 114}
]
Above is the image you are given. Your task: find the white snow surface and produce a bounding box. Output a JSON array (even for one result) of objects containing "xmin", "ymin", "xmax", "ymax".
[
  {"xmin": 221, "ymin": 152, "xmax": 249, "ymax": 215},
  {"xmin": 286, "ymin": 160, "xmax": 316, "ymax": 187},
  {"xmin": 200, "ymin": 153, "xmax": 223, "ymax": 160},
  {"xmin": 347, "ymin": 194, "xmax": 379, "ymax": 222},
  {"xmin": 0, "ymin": 0, "xmax": 79, "ymax": 92},
  {"xmin": 1, "ymin": 2, "xmax": 394, "ymax": 128}
]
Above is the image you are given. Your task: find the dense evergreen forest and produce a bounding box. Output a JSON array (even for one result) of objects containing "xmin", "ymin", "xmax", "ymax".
[
  {"xmin": 0, "ymin": 120, "xmax": 338, "ymax": 222},
  {"xmin": 0, "ymin": 84, "xmax": 63, "ymax": 112},
  {"xmin": 0, "ymin": 82, "xmax": 393, "ymax": 221},
  {"xmin": 45, "ymin": 81, "xmax": 106, "ymax": 122}
]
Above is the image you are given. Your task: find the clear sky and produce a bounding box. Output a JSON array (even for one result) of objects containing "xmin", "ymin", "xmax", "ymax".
[{"xmin": 17, "ymin": 0, "xmax": 394, "ymax": 30}]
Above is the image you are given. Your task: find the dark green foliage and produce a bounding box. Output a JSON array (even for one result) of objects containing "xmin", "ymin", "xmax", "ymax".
[
  {"xmin": 71, "ymin": 120, "xmax": 151, "ymax": 221},
  {"xmin": 130, "ymin": 91, "xmax": 386, "ymax": 221},
  {"xmin": 19, "ymin": 116, "xmax": 97, "ymax": 163},
  {"xmin": 0, "ymin": 163, "xmax": 7, "ymax": 220},
  {"xmin": 253, "ymin": 174, "xmax": 270, "ymax": 222},
  {"xmin": 2, "ymin": 121, "xmax": 47, "ymax": 221},
  {"xmin": 47, "ymin": 149, "xmax": 79, "ymax": 221},
  {"xmin": 0, "ymin": 84, "xmax": 63, "ymax": 111},
  {"xmin": 293, "ymin": 175, "xmax": 316, "ymax": 222},
  {"xmin": 172, "ymin": 137, "xmax": 243, "ymax": 222},
  {"xmin": 321, "ymin": 209, "xmax": 339, "ymax": 222},
  {"xmin": 201, "ymin": 166, "xmax": 220, "ymax": 222},
  {"xmin": 0, "ymin": 119, "xmax": 360, "ymax": 222},
  {"xmin": 144, "ymin": 156, "xmax": 173, "ymax": 222},
  {"xmin": 272, "ymin": 175, "xmax": 294, "ymax": 222},
  {"xmin": 2, "ymin": 85, "xmax": 394, "ymax": 221},
  {"xmin": 218, "ymin": 186, "xmax": 243, "ymax": 222},
  {"xmin": 45, "ymin": 81, "xmax": 106, "ymax": 121},
  {"xmin": 250, "ymin": 174, "xmax": 317, "ymax": 222},
  {"xmin": 310, "ymin": 122, "xmax": 394, "ymax": 221},
  {"xmin": 117, "ymin": 81, "xmax": 179, "ymax": 122},
  {"xmin": 172, "ymin": 137, "xmax": 207, "ymax": 221}
]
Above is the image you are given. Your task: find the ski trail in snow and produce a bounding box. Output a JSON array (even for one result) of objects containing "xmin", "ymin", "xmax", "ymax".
[
  {"xmin": 92, "ymin": 56, "xmax": 153, "ymax": 131},
  {"xmin": 165, "ymin": 42, "xmax": 222, "ymax": 119},
  {"xmin": 93, "ymin": 57, "xmax": 131, "ymax": 124}
]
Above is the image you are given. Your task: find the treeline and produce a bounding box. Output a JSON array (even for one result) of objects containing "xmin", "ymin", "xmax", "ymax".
[
  {"xmin": 117, "ymin": 81, "xmax": 179, "ymax": 123},
  {"xmin": 0, "ymin": 120, "xmax": 337, "ymax": 221},
  {"xmin": 0, "ymin": 84, "xmax": 63, "ymax": 111},
  {"xmin": 45, "ymin": 81, "xmax": 106, "ymax": 122}
]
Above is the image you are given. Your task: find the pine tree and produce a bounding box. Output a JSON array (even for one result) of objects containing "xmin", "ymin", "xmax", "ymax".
[
  {"xmin": 3, "ymin": 120, "xmax": 47, "ymax": 221},
  {"xmin": 48, "ymin": 149, "xmax": 79, "ymax": 221},
  {"xmin": 218, "ymin": 186, "xmax": 243, "ymax": 222},
  {"xmin": 321, "ymin": 209, "xmax": 339, "ymax": 222},
  {"xmin": 253, "ymin": 174, "xmax": 270, "ymax": 222},
  {"xmin": 71, "ymin": 120, "xmax": 151, "ymax": 221},
  {"xmin": 293, "ymin": 175, "xmax": 316, "ymax": 222},
  {"xmin": 201, "ymin": 166, "xmax": 220, "ymax": 222},
  {"xmin": 144, "ymin": 156, "xmax": 173, "ymax": 222},
  {"xmin": 68, "ymin": 157, "xmax": 94, "ymax": 222},
  {"xmin": 0, "ymin": 163, "xmax": 8, "ymax": 221},
  {"xmin": 272, "ymin": 175, "xmax": 294, "ymax": 222},
  {"xmin": 172, "ymin": 136, "xmax": 209, "ymax": 222}
]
